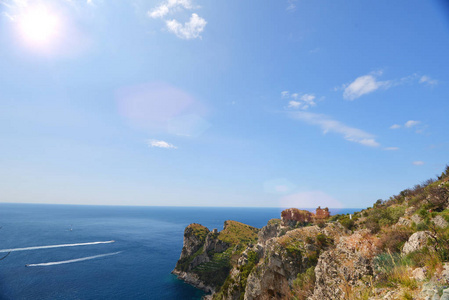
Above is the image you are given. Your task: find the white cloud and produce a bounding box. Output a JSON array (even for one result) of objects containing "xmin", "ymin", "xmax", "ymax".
[
  {"xmin": 390, "ymin": 124, "xmax": 401, "ymax": 129},
  {"xmin": 419, "ymin": 75, "xmax": 438, "ymax": 86},
  {"xmin": 147, "ymin": 139, "xmax": 177, "ymax": 149},
  {"xmin": 148, "ymin": 0, "xmax": 193, "ymax": 19},
  {"xmin": 281, "ymin": 91, "xmax": 289, "ymax": 98},
  {"xmin": 405, "ymin": 120, "xmax": 420, "ymax": 128},
  {"xmin": 412, "ymin": 161, "xmax": 424, "ymax": 166},
  {"xmin": 283, "ymin": 91, "xmax": 318, "ymax": 110},
  {"xmin": 288, "ymin": 101, "xmax": 301, "ymax": 109},
  {"xmin": 384, "ymin": 147, "xmax": 399, "ymax": 151},
  {"xmin": 291, "ymin": 111, "xmax": 380, "ymax": 147},
  {"xmin": 343, "ymin": 72, "xmax": 392, "ymax": 100},
  {"xmin": 166, "ymin": 13, "xmax": 206, "ymax": 39}
]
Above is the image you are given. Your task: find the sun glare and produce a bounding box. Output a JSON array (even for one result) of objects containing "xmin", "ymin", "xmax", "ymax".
[{"xmin": 17, "ymin": 6, "xmax": 61, "ymax": 47}]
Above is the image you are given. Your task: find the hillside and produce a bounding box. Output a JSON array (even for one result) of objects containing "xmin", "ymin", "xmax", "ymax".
[{"xmin": 173, "ymin": 166, "xmax": 449, "ymax": 300}]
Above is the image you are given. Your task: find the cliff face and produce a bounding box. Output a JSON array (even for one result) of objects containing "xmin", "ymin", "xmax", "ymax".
[
  {"xmin": 172, "ymin": 220, "xmax": 259, "ymax": 293},
  {"xmin": 172, "ymin": 166, "xmax": 449, "ymax": 300}
]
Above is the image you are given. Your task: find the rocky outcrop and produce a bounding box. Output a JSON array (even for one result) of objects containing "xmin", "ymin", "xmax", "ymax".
[
  {"xmin": 171, "ymin": 270, "xmax": 215, "ymax": 293},
  {"xmin": 257, "ymin": 219, "xmax": 281, "ymax": 245},
  {"xmin": 432, "ymin": 215, "xmax": 448, "ymax": 228},
  {"xmin": 402, "ymin": 231, "xmax": 433, "ymax": 255},
  {"xmin": 411, "ymin": 214, "xmax": 423, "ymax": 225},
  {"xmin": 310, "ymin": 230, "xmax": 378, "ymax": 300},
  {"xmin": 395, "ymin": 217, "xmax": 412, "ymax": 227},
  {"xmin": 173, "ymin": 223, "xmax": 231, "ymax": 291},
  {"xmin": 281, "ymin": 208, "xmax": 314, "ymax": 227},
  {"xmin": 315, "ymin": 206, "xmax": 330, "ymax": 220}
]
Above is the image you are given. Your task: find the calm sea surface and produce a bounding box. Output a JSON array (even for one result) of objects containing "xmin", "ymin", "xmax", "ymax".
[{"xmin": 0, "ymin": 204, "xmax": 360, "ymax": 300}]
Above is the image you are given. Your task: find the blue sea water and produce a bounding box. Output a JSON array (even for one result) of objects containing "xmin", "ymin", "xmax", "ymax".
[{"xmin": 0, "ymin": 204, "xmax": 360, "ymax": 300}]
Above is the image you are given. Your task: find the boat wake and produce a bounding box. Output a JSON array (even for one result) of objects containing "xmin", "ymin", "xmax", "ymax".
[
  {"xmin": 25, "ymin": 251, "xmax": 122, "ymax": 267},
  {"xmin": 0, "ymin": 240, "xmax": 115, "ymax": 253}
]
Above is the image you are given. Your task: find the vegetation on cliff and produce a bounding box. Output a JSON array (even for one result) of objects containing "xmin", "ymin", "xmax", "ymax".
[
  {"xmin": 174, "ymin": 165, "xmax": 449, "ymax": 300},
  {"xmin": 218, "ymin": 220, "xmax": 259, "ymax": 245}
]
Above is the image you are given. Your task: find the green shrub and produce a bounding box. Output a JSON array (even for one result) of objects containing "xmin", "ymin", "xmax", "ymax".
[{"xmin": 292, "ymin": 266, "xmax": 315, "ymax": 300}]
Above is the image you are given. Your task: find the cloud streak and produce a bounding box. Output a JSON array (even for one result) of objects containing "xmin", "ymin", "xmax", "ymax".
[
  {"xmin": 342, "ymin": 71, "xmax": 423, "ymax": 100},
  {"xmin": 290, "ymin": 111, "xmax": 380, "ymax": 147},
  {"xmin": 419, "ymin": 75, "xmax": 438, "ymax": 86},
  {"xmin": 147, "ymin": 139, "xmax": 177, "ymax": 149}
]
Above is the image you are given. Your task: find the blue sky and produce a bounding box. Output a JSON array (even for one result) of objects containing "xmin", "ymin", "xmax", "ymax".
[{"xmin": 0, "ymin": 0, "xmax": 448, "ymax": 208}]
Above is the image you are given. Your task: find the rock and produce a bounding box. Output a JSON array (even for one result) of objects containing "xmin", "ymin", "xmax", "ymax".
[
  {"xmin": 280, "ymin": 208, "xmax": 314, "ymax": 227},
  {"xmin": 405, "ymin": 206, "xmax": 417, "ymax": 216},
  {"xmin": 420, "ymin": 282, "xmax": 440, "ymax": 300},
  {"xmin": 411, "ymin": 267, "xmax": 427, "ymax": 281},
  {"xmin": 411, "ymin": 214, "xmax": 423, "ymax": 224},
  {"xmin": 245, "ymin": 226, "xmax": 328, "ymax": 300},
  {"xmin": 310, "ymin": 230, "xmax": 378, "ymax": 300},
  {"xmin": 257, "ymin": 219, "xmax": 281, "ymax": 245},
  {"xmin": 441, "ymin": 288, "xmax": 449, "ymax": 300},
  {"xmin": 172, "ymin": 270, "xmax": 215, "ymax": 294},
  {"xmin": 402, "ymin": 231, "xmax": 433, "ymax": 255},
  {"xmin": 442, "ymin": 263, "xmax": 449, "ymax": 281},
  {"xmin": 432, "ymin": 215, "xmax": 448, "ymax": 228},
  {"xmin": 395, "ymin": 217, "xmax": 412, "ymax": 227}
]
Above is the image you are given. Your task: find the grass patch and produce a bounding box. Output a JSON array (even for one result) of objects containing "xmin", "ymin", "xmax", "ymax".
[{"xmin": 218, "ymin": 221, "xmax": 259, "ymax": 245}]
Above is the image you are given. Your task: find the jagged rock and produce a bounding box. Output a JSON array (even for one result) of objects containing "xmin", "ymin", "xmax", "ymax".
[
  {"xmin": 395, "ymin": 217, "xmax": 412, "ymax": 227},
  {"xmin": 411, "ymin": 214, "xmax": 423, "ymax": 224},
  {"xmin": 175, "ymin": 223, "xmax": 210, "ymax": 269},
  {"xmin": 442, "ymin": 263, "xmax": 449, "ymax": 281},
  {"xmin": 432, "ymin": 215, "xmax": 448, "ymax": 228},
  {"xmin": 411, "ymin": 267, "xmax": 427, "ymax": 281},
  {"xmin": 402, "ymin": 231, "xmax": 433, "ymax": 255},
  {"xmin": 281, "ymin": 208, "xmax": 314, "ymax": 227},
  {"xmin": 421, "ymin": 282, "xmax": 440, "ymax": 300},
  {"xmin": 315, "ymin": 206, "xmax": 330, "ymax": 220},
  {"xmin": 245, "ymin": 225, "xmax": 327, "ymax": 300},
  {"xmin": 405, "ymin": 206, "xmax": 417, "ymax": 216},
  {"xmin": 257, "ymin": 219, "xmax": 281, "ymax": 245},
  {"xmin": 310, "ymin": 230, "xmax": 378, "ymax": 300},
  {"xmin": 441, "ymin": 288, "xmax": 449, "ymax": 300}
]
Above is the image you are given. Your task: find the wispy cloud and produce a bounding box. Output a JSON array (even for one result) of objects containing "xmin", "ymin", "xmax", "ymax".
[
  {"xmin": 390, "ymin": 120, "xmax": 425, "ymax": 134},
  {"xmin": 286, "ymin": 0, "xmax": 297, "ymax": 11},
  {"xmin": 404, "ymin": 120, "xmax": 420, "ymax": 128},
  {"xmin": 166, "ymin": 13, "xmax": 206, "ymax": 39},
  {"xmin": 384, "ymin": 147, "xmax": 399, "ymax": 151},
  {"xmin": 283, "ymin": 91, "xmax": 319, "ymax": 110},
  {"xmin": 419, "ymin": 75, "xmax": 438, "ymax": 86},
  {"xmin": 290, "ymin": 111, "xmax": 380, "ymax": 147},
  {"xmin": 342, "ymin": 71, "xmax": 423, "ymax": 100},
  {"xmin": 412, "ymin": 161, "xmax": 424, "ymax": 166},
  {"xmin": 147, "ymin": 139, "xmax": 177, "ymax": 149}
]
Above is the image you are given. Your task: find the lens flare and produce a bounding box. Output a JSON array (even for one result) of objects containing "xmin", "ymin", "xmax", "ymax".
[{"xmin": 17, "ymin": 5, "xmax": 61, "ymax": 47}]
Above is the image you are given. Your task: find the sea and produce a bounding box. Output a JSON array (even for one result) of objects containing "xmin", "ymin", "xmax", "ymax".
[{"xmin": 0, "ymin": 204, "xmax": 360, "ymax": 300}]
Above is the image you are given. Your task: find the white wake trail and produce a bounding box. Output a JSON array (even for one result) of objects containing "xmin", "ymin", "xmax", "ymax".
[
  {"xmin": 0, "ymin": 240, "xmax": 115, "ymax": 253},
  {"xmin": 26, "ymin": 251, "xmax": 122, "ymax": 267}
]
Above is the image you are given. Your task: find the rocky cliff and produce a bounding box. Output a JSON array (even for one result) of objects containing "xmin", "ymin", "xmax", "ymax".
[{"xmin": 173, "ymin": 166, "xmax": 449, "ymax": 300}]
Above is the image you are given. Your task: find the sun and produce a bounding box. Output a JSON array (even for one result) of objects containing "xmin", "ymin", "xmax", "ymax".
[{"xmin": 17, "ymin": 6, "xmax": 61, "ymax": 47}]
